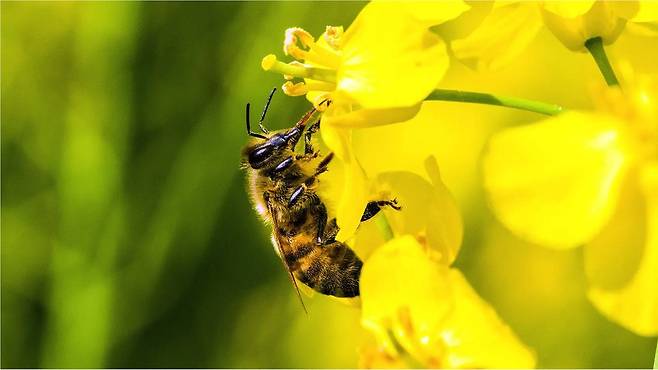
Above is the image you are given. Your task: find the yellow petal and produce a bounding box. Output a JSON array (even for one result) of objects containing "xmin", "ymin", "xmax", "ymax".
[
  {"xmin": 335, "ymin": 157, "xmax": 369, "ymax": 242},
  {"xmin": 483, "ymin": 112, "xmax": 630, "ymax": 249},
  {"xmin": 584, "ymin": 169, "xmax": 645, "ymax": 291},
  {"xmin": 542, "ymin": 1, "xmax": 595, "ymax": 18},
  {"xmin": 609, "ymin": 1, "xmax": 642, "ymax": 21},
  {"xmin": 361, "ymin": 235, "xmax": 453, "ymax": 340},
  {"xmin": 439, "ymin": 270, "xmax": 536, "ymax": 368},
  {"xmin": 320, "ymin": 116, "xmax": 351, "ymax": 161},
  {"xmin": 321, "ymin": 103, "xmax": 421, "ymax": 128},
  {"xmin": 451, "ymin": 2, "xmax": 543, "ymax": 70},
  {"xmin": 587, "ymin": 162, "xmax": 658, "ymax": 336},
  {"xmin": 632, "ymin": 1, "xmax": 658, "ymax": 22},
  {"xmin": 541, "ymin": 1, "xmax": 628, "ymax": 51},
  {"xmin": 318, "ymin": 123, "xmax": 370, "ymax": 242},
  {"xmin": 397, "ymin": 1, "xmax": 470, "ymax": 27},
  {"xmin": 339, "ymin": 2, "xmax": 450, "ymax": 109},
  {"xmin": 361, "ymin": 237, "xmax": 535, "ymax": 368},
  {"xmin": 371, "ymin": 168, "xmax": 462, "ymax": 265}
]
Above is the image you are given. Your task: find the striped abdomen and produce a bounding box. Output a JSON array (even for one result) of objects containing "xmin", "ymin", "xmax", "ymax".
[{"xmin": 284, "ymin": 240, "xmax": 362, "ymax": 298}]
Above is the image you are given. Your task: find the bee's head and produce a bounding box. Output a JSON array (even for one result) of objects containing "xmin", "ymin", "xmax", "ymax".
[
  {"xmin": 242, "ymin": 88, "xmax": 308, "ymax": 169},
  {"xmin": 243, "ymin": 129, "xmax": 301, "ymax": 169},
  {"xmin": 243, "ymin": 88, "xmax": 304, "ymax": 169}
]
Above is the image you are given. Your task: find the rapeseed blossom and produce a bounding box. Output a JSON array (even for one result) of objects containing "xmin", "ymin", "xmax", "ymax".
[
  {"xmin": 256, "ymin": 0, "xmax": 657, "ymax": 365},
  {"xmin": 262, "ymin": 1, "xmax": 469, "ymax": 127},
  {"xmin": 452, "ymin": 1, "xmax": 658, "ymax": 70},
  {"xmin": 332, "ymin": 164, "xmax": 534, "ymax": 368},
  {"xmin": 483, "ymin": 73, "xmax": 658, "ymax": 335},
  {"xmin": 262, "ymin": 1, "xmax": 470, "ymax": 240},
  {"xmin": 359, "ymin": 235, "xmax": 536, "ymax": 368}
]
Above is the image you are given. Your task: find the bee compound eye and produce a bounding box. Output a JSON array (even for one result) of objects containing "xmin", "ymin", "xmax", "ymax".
[{"xmin": 249, "ymin": 144, "xmax": 274, "ymax": 168}]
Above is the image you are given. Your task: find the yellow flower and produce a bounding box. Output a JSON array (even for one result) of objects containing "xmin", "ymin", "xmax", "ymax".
[
  {"xmin": 452, "ymin": 1, "xmax": 658, "ymax": 70},
  {"xmin": 359, "ymin": 235, "xmax": 536, "ymax": 368},
  {"xmin": 261, "ymin": 2, "xmax": 471, "ymax": 241},
  {"xmin": 262, "ymin": 1, "xmax": 469, "ymax": 127},
  {"xmin": 350, "ymin": 159, "xmax": 463, "ymax": 264},
  {"xmin": 335, "ymin": 160, "xmax": 532, "ymax": 367},
  {"xmin": 482, "ymin": 73, "xmax": 658, "ymax": 335}
]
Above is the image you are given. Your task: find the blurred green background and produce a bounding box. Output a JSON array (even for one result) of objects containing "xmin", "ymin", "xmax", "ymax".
[{"xmin": 2, "ymin": 2, "xmax": 656, "ymax": 368}]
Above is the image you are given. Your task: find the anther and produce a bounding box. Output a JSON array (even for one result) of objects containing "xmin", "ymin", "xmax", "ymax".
[
  {"xmin": 323, "ymin": 26, "xmax": 343, "ymax": 50},
  {"xmin": 282, "ymin": 81, "xmax": 308, "ymax": 97},
  {"xmin": 284, "ymin": 27, "xmax": 315, "ymax": 60}
]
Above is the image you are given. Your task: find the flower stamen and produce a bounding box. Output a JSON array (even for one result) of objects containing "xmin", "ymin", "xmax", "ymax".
[
  {"xmin": 283, "ymin": 27, "xmax": 341, "ymax": 69},
  {"xmin": 284, "ymin": 27, "xmax": 315, "ymax": 60},
  {"xmin": 281, "ymin": 81, "xmax": 308, "ymax": 96},
  {"xmin": 261, "ymin": 54, "xmax": 337, "ymax": 83},
  {"xmin": 324, "ymin": 26, "xmax": 343, "ymax": 50}
]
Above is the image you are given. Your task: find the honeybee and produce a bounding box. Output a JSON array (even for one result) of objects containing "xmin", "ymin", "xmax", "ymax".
[{"xmin": 242, "ymin": 89, "xmax": 400, "ymax": 305}]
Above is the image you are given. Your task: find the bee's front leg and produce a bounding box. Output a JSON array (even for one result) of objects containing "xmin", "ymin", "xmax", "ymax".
[
  {"xmin": 304, "ymin": 119, "xmax": 321, "ymax": 155},
  {"xmin": 314, "ymin": 152, "xmax": 334, "ymax": 176},
  {"xmin": 360, "ymin": 199, "xmax": 402, "ymax": 222}
]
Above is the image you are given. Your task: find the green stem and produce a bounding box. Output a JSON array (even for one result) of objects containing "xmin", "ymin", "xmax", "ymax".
[
  {"xmin": 426, "ymin": 89, "xmax": 563, "ymax": 116},
  {"xmin": 654, "ymin": 338, "xmax": 658, "ymax": 369},
  {"xmin": 585, "ymin": 37, "xmax": 619, "ymax": 86}
]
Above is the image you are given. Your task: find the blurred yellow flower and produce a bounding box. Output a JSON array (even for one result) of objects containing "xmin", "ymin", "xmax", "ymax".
[
  {"xmin": 359, "ymin": 235, "xmax": 536, "ymax": 368},
  {"xmin": 541, "ymin": 1, "xmax": 658, "ymax": 51},
  {"xmin": 452, "ymin": 1, "xmax": 658, "ymax": 70},
  {"xmin": 483, "ymin": 73, "xmax": 658, "ymax": 335}
]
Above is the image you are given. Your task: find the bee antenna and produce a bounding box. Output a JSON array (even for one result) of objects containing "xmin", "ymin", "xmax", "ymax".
[
  {"xmin": 318, "ymin": 97, "xmax": 331, "ymax": 107},
  {"xmin": 245, "ymin": 102, "xmax": 267, "ymax": 140},
  {"xmin": 258, "ymin": 87, "xmax": 277, "ymax": 134}
]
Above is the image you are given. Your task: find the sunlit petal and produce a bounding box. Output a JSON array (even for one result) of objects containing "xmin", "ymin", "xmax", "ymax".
[
  {"xmin": 439, "ymin": 269, "xmax": 536, "ymax": 368},
  {"xmin": 336, "ymin": 159, "xmax": 369, "ymax": 243},
  {"xmin": 584, "ymin": 169, "xmax": 645, "ymax": 291},
  {"xmin": 361, "ymin": 236, "xmax": 534, "ymax": 368},
  {"xmin": 587, "ymin": 162, "xmax": 658, "ymax": 336},
  {"xmin": 339, "ymin": 2, "xmax": 450, "ymax": 109},
  {"xmin": 451, "ymin": 2, "xmax": 542, "ymax": 70},
  {"xmin": 361, "ymin": 235, "xmax": 453, "ymax": 340},
  {"xmin": 321, "ymin": 104, "xmax": 421, "ymax": 128},
  {"xmin": 542, "ymin": 1, "xmax": 595, "ymax": 18},
  {"xmin": 397, "ymin": 1, "xmax": 470, "ymax": 27},
  {"xmin": 371, "ymin": 167, "xmax": 462, "ymax": 265},
  {"xmin": 483, "ymin": 112, "xmax": 630, "ymax": 248},
  {"xmin": 630, "ymin": 1, "xmax": 658, "ymax": 22},
  {"xmin": 541, "ymin": 1, "xmax": 628, "ymax": 51}
]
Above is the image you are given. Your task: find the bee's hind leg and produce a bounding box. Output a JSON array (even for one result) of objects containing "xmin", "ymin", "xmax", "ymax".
[{"xmin": 360, "ymin": 199, "xmax": 402, "ymax": 223}]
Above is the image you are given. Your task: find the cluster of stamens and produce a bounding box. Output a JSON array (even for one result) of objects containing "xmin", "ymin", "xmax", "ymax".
[{"xmin": 261, "ymin": 26, "xmax": 344, "ymax": 109}]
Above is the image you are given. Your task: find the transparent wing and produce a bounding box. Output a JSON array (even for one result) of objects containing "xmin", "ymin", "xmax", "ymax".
[{"xmin": 265, "ymin": 198, "xmax": 308, "ymax": 314}]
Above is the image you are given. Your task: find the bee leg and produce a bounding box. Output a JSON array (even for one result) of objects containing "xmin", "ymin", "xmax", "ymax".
[
  {"xmin": 287, "ymin": 184, "xmax": 331, "ymax": 244},
  {"xmin": 314, "ymin": 202, "xmax": 328, "ymax": 244},
  {"xmin": 319, "ymin": 218, "xmax": 339, "ymax": 244},
  {"xmin": 304, "ymin": 119, "xmax": 321, "ymax": 155},
  {"xmin": 360, "ymin": 199, "xmax": 402, "ymax": 222},
  {"xmin": 288, "ymin": 184, "xmax": 307, "ymax": 208},
  {"xmin": 314, "ymin": 152, "xmax": 334, "ymax": 176}
]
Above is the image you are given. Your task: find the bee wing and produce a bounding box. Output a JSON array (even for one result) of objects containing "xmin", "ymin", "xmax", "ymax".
[{"xmin": 266, "ymin": 200, "xmax": 308, "ymax": 314}]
